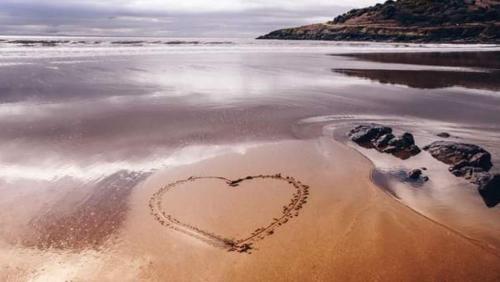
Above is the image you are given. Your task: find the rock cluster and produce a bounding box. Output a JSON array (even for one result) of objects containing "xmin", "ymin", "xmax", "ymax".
[
  {"xmin": 423, "ymin": 141, "xmax": 499, "ymax": 207},
  {"xmin": 423, "ymin": 141, "xmax": 492, "ymax": 181},
  {"xmin": 348, "ymin": 124, "xmax": 421, "ymax": 159},
  {"xmin": 348, "ymin": 124, "xmax": 499, "ymax": 207}
]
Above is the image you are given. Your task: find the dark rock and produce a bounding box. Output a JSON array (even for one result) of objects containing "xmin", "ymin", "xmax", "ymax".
[
  {"xmin": 424, "ymin": 140, "xmax": 497, "ymax": 206},
  {"xmin": 383, "ymin": 132, "xmax": 420, "ymax": 159},
  {"xmin": 401, "ymin": 133, "xmax": 415, "ymax": 145},
  {"xmin": 451, "ymin": 166, "xmax": 485, "ymax": 177},
  {"xmin": 382, "ymin": 146, "xmax": 398, "ymax": 154},
  {"xmin": 408, "ymin": 169, "xmax": 422, "ymax": 180},
  {"xmin": 409, "ymin": 145, "xmax": 422, "ymax": 155},
  {"xmin": 466, "ymin": 171, "xmax": 492, "ymax": 186},
  {"xmin": 348, "ymin": 125, "xmax": 420, "ymax": 159},
  {"xmin": 469, "ymin": 152, "xmax": 492, "ymax": 170},
  {"xmin": 423, "ymin": 141, "xmax": 493, "ymax": 172},
  {"xmin": 373, "ymin": 133, "xmax": 395, "ymax": 150},
  {"xmin": 387, "ymin": 132, "xmax": 416, "ymax": 148},
  {"xmin": 407, "ymin": 169, "xmax": 429, "ymax": 182},
  {"xmin": 348, "ymin": 124, "xmax": 392, "ymax": 145},
  {"xmin": 478, "ymin": 174, "xmax": 500, "ymax": 208},
  {"xmin": 437, "ymin": 132, "xmax": 451, "ymax": 138},
  {"xmin": 449, "ymin": 160, "xmax": 471, "ymax": 172}
]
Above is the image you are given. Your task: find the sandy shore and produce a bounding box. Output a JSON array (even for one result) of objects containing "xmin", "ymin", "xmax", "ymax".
[{"xmin": 4, "ymin": 139, "xmax": 498, "ymax": 281}]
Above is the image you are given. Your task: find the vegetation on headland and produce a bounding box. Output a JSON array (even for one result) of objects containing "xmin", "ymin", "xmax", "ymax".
[{"xmin": 258, "ymin": 0, "xmax": 500, "ymax": 43}]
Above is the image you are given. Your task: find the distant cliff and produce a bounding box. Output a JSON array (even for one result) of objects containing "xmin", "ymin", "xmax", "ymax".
[{"xmin": 258, "ymin": 0, "xmax": 500, "ymax": 43}]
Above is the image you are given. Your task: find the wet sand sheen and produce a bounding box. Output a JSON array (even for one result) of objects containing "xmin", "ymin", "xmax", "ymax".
[{"xmin": 114, "ymin": 139, "xmax": 500, "ymax": 281}]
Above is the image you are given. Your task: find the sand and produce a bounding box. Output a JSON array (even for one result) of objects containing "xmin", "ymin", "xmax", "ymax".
[
  {"xmin": 5, "ymin": 138, "xmax": 492, "ymax": 281},
  {"xmin": 2, "ymin": 139, "xmax": 500, "ymax": 281}
]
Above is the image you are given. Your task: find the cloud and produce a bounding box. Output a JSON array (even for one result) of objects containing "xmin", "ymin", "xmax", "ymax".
[{"xmin": 0, "ymin": 0, "xmax": 382, "ymax": 37}]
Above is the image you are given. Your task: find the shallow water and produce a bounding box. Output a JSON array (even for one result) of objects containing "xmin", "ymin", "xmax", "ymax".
[{"xmin": 0, "ymin": 37, "xmax": 499, "ymax": 279}]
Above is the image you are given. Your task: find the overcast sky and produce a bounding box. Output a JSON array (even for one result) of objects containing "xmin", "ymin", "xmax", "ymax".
[{"xmin": 0, "ymin": 0, "xmax": 382, "ymax": 37}]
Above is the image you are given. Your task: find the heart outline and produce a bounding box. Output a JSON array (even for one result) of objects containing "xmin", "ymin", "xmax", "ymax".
[{"xmin": 149, "ymin": 174, "xmax": 310, "ymax": 253}]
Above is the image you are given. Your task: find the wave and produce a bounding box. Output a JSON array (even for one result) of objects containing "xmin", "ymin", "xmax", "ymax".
[{"xmin": 0, "ymin": 39, "xmax": 234, "ymax": 48}]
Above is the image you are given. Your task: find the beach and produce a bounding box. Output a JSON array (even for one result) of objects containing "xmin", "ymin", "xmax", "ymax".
[{"xmin": 0, "ymin": 38, "xmax": 499, "ymax": 281}]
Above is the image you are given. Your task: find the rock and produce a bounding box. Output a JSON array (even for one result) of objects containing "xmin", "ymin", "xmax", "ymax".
[
  {"xmin": 424, "ymin": 140, "xmax": 497, "ymax": 204},
  {"xmin": 449, "ymin": 160, "xmax": 471, "ymax": 172},
  {"xmin": 391, "ymin": 133, "xmax": 415, "ymax": 147},
  {"xmin": 408, "ymin": 169, "xmax": 422, "ymax": 180},
  {"xmin": 451, "ymin": 166, "xmax": 485, "ymax": 177},
  {"xmin": 478, "ymin": 174, "xmax": 500, "ymax": 208},
  {"xmin": 423, "ymin": 141, "xmax": 493, "ymax": 172},
  {"xmin": 401, "ymin": 133, "xmax": 415, "ymax": 145},
  {"xmin": 383, "ymin": 132, "xmax": 420, "ymax": 159},
  {"xmin": 382, "ymin": 146, "xmax": 398, "ymax": 154},
  {"xmin": 466, "ymin": 171, "xmax": 492, "ymax": 186},
  {"xmin": 437, "ymin": 132, "xmax": 451, "ymax": 138},
  {"xmin": 408, "ymin": 145, "xmax": 421, "ymax": 155},
  {"xmin": 373, "ymin": 133, "xmax": 395, "ymax": 150},
  {"xmin": 407, "ymin": 169, "xmax": 429, "ymax": 182},
  {"xmin": 469, "ymin": 152, "xmax": 492, "ymax": 170},
  {"xmin": 348, "ymin": 124, "xmax": 392, "ymax": 145},
  {"xmin": 348, "ymin": 124, "xmax": 421, "ymax": 159}
]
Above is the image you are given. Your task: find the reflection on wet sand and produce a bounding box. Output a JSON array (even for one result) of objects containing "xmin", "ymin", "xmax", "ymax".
[
  {"xmin": 333, "ymin": 51, "xmax": 500, "ymax": 91},
  {"xmin": 25, "ymin": 171, "xmax": 150, "ymax": 250},
  {"xmin": 333, "ymin": 68, "xmax": 500, "ymax": 90},
  {"xmin": 337, "ymin": 51, "xmax": 500, "ymax": 69}
]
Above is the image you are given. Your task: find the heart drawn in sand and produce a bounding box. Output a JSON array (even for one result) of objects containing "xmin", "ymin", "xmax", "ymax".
[{"xmin": 149, "ymin": 174, "xmax": 310, "ymax": 253}]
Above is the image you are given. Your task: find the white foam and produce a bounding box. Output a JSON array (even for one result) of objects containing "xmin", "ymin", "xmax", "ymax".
[{"xmin": 0, "ymin": 37, "xmax": 499, "ymax": 60}]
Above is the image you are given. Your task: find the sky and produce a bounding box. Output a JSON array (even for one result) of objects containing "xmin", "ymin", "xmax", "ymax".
[{"xmin": 0, "ymin": 0, "xmax": 382, "ymax": 37}]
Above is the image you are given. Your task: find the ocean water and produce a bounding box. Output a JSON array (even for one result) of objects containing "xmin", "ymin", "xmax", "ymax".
[{"xmin": 0, "ymin": 36, "xmax": 499, "ymax": 256}]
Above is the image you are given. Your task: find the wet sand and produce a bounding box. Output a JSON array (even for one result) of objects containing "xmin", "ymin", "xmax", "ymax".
[{"xmin": 4, "ymin": 140, "xmax": 499, "ymax": 281}]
